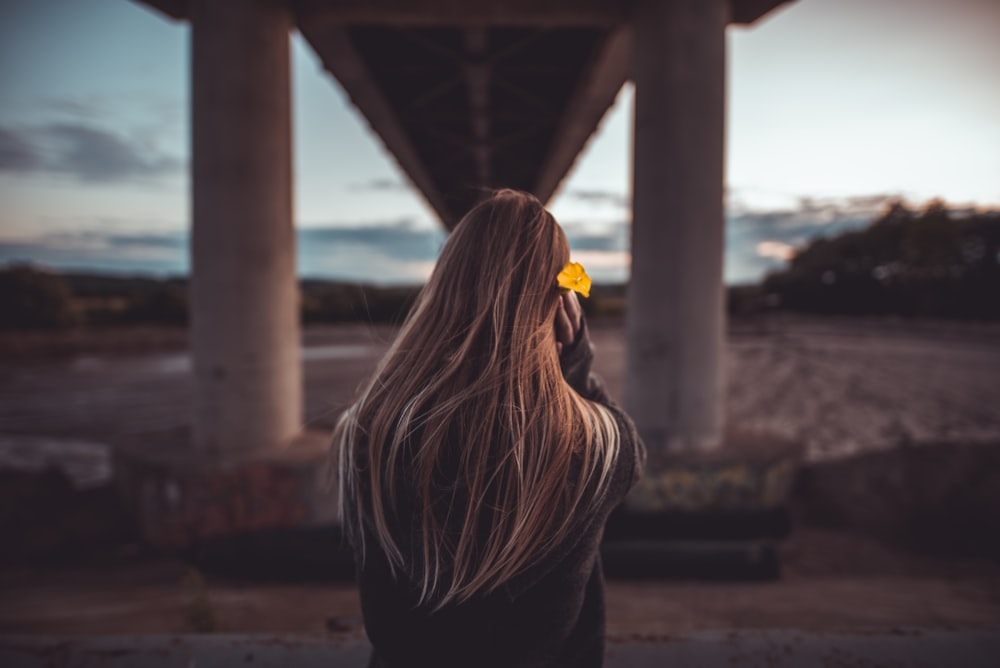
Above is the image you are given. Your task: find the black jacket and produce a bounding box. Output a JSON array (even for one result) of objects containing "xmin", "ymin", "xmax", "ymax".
[{"xmin": 351, "ymin": 320, "xmax": 645, "ymax": 668}]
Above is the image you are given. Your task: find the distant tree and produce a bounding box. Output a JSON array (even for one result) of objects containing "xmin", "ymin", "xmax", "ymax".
[
  {"xmin": 121, "ymin": 284, "xmax": 189, "ymax": 326},
  {"xmin": 0, "ymin": 264, "xmax": 81, "ymax": 330},
  {"xmin": 763, "ymin": 200, "xmax": 1000, "ymax": 319}
]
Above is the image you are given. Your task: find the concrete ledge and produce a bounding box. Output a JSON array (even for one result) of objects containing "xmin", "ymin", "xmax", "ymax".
[
  {"xmin": 796, "ymin": 441, "xmax": 1000, "ymax": 558},
  {"xmin": 3, "ymin": 630, "xmax": 999, "ymax": 667},
  {"xmin": 114, "ymin": 430, "xmax": 336, "ymax": 549},
  {"xmin": 627, "ymin": 431, "xmax": 802, "ymax": 513}
]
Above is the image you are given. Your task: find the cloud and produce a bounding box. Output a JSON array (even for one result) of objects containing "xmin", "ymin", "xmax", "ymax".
[
  {"xmin": 566, "ymin": 188, "xmax": 630, "ymax": 209},
  {"xmin": 300, "ymin": 220, "xmax": 445, "ymax": 263},
  {"xmin": 299, "ymin": 244, "xmax": 438, "ymax": 284},
  {"xmin": 0, "ymin": 217, "xmax": 635, "ymax": 285},
  {"xmin": 0, "ymin": 229, "xmax": 189, "ymax": 276},
  {"xmin": 566, "ymin": 226, "xmax": 628, "ymax": 252},
  {"xmin": 0, "ymin": 193, "xmax": 901, "ymax": 285},
  {"xmin": 0, "ymin": 122, "xmax": 182, "ymax": 182},
  {"xmin": 558, "ymin": 193, "xmax": 893, "ymax": 284},
  {"xmin": 755, "ymin": 241, "xmax": 796, "ymax": 261},
  {"xmin": 348, "ymin": 178, "xmax": 410, "ymax": 192},
  {"xmin": 37, "ymin": 96, "xmax": 104, "ymax": 120},
  {"xmin": 794, "ymin": 194, "xmax": 902, "ymax": 221},
  {"xmin": 0, "ymin": 221, "xmax": 447, "ymax": 284},
  {"xmin": 556, "ymin": 220, "xmax": 630, "ymax": 280},
  {"xmin": 724, "ymin": 193, "xmax": 899, "ymax": 283},
  {"xmin": 0, "ymin": 128, "xmax": 40, "ymax": 171},
  {"xmin": 571, "ymin": 250, "xmax": 630, "ymax": 283},
  {"xmin": 569, "ymin": 234, "xmax": 622, "ymax": 252},
  {"xmin": 728, "ymin": 193, "xmax": 898, "ymax": 242}
]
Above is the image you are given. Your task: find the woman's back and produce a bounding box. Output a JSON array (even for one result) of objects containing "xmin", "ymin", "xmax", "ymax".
[{"xmin": 332, "ymin": 190, "xmax": 645, "ymax": 668}]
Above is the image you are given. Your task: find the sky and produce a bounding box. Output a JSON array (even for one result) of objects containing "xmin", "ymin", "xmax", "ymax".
[{"xmin": 0, "ymin": 0, "xmax": 998, "ymax": 285}]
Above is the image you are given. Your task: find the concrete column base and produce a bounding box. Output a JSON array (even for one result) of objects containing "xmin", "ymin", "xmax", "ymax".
[
  {"xmin": 625, "ymin": 431, "xmax": 802, "ymax": 514},
  {"xmin": 596, "ymin": 433, "xmax": 802, "ymax": 580},
  {"xmin": 113, "ymin": 430, "xmax": 336, "ymax": 550}
]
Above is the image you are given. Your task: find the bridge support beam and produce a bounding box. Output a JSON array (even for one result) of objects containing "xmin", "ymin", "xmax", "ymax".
[
  {"xmin": 190, "ymin": 0, "xmax": 301, "ymax": 457},
  {"xmin": 626, "ymin": 0, "xmax": 728, "ymax": 464}
]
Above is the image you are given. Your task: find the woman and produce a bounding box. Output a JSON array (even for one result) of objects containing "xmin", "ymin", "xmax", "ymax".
[{"xmin": 331, "ymin": 189, "xmax": 645, "ymax": 667}]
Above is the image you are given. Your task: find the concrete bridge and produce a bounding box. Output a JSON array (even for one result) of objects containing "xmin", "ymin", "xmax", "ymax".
[{"xmin": 124, "ymin": 0, "xmax": 795, "ymax": 544}]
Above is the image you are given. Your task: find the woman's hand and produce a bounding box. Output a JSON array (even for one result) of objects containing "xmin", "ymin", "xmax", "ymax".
[{"xmin": 554, "ymin": 291, "xmax": 582, "ymax": 355}]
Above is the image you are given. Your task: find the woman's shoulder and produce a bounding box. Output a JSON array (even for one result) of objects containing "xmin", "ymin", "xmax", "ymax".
[{"xmin": 599, "ymin": 400, "xmax": 646, "ymax": 508}]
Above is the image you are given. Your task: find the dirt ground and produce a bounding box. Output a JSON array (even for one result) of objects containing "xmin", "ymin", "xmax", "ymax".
[
  {"xmin": 1, "ymin": 524, "xmax": 998, "ymax": 636},
  {"xmin": 1, "ymin": 314, "xmax": 999, "ymax": 635}
]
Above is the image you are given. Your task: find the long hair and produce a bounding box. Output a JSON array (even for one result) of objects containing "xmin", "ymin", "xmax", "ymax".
[{"xmin": 333, "ymin": 189, "xmax": 620, "ymax": 608}]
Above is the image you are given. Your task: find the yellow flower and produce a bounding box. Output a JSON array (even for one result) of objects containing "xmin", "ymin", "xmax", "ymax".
[{"xmin": 557, "ymin": 261, "xmax": 591, "ymax": 298}]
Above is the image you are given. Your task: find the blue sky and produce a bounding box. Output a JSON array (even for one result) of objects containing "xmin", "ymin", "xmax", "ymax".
[{"xmin": 1, "ymin": 0, "xmax": 998, "ymax": 284}]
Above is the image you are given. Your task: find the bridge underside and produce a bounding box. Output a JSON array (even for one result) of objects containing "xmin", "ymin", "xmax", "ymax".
[
  {"xmin": 302, "ymin": 22, "xmax": 628, "ymax": 226},
  {"xmin": 139, "ymin": 0, "xmax": 788, "ymax": 227}
]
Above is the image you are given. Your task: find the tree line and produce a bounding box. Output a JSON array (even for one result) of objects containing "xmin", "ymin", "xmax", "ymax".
[
  {"xmin": 0, "ymin": 268, "xmax": 421, "ymax": 330},
  {"xmin": 760, "ymin": 200, "xmax": 999, "ymax": 319},
  {"xmin": 2, "ymin": 199, "xmax": 997, "ymax": 330}
]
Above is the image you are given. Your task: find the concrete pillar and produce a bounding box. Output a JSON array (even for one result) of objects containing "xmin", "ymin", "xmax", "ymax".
[
  {"xmin": 190, "ymin": 0, "xmax": 301, "ymax": 456},
  {"xmin": 626, "ymin": 0, "xmax": 728, "ymax": 459}
]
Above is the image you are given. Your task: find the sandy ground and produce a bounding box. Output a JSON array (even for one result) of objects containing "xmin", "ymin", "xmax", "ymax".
[
  {"xmin": 1, "ymin": 314, "xmax": 999, "ymax": 635},
  {"xmin": 2, "ymin": 315, "xmax": 999, "ymax": 475}
]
